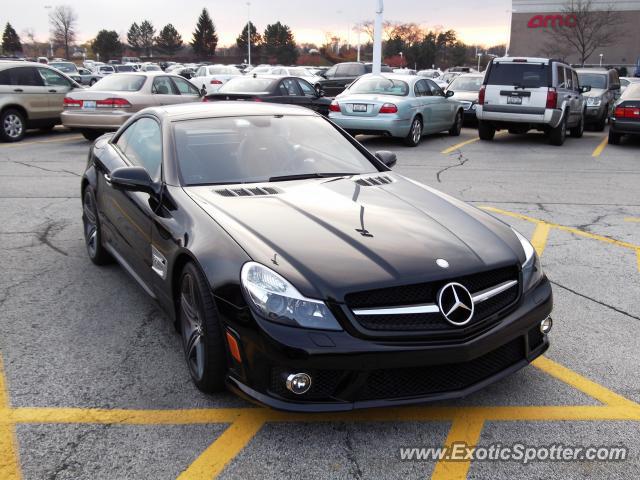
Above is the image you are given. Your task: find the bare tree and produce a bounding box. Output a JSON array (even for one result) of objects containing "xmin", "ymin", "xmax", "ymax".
[
  {"xmin": 49, "ymin": 5, "xmax": 77, "ymax": 59},
  {"xmin": 544, "ymin": 0, "xmax": 622, "ymax": 65}
]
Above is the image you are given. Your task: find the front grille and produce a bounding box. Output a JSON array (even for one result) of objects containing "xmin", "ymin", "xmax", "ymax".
[
  {"xmin": 269, "ymin": 368, "xmax": 343, "ymax": 400},
  {"xmin": 346, "ymin": 266, "xmax": 520, "ymax": 334},
  {"xmin": 357, "ymin": 337, "xmax": 524, "ymax": 401}
]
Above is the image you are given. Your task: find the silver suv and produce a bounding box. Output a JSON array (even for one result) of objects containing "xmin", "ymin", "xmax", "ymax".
[
  {"xmin": 476, "ymin": 57, "xmax": 590, "ymax": 146},
  {"xmin": 576, "ymin": 68, "xmax": 621, "ymax": 131},
  {"xmin": 0, "ymin": 61, "xmax": 82, "ymax": 142}
]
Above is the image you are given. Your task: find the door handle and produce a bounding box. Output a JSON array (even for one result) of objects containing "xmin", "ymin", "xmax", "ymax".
[
  {"xmin": 13, "ymin": 88, "xmax": 23, "ymax": 93},
  {"xmin": 48, "ymin": 89, "xmax": 57, "ymax": 93},
  {"xmin": 103, "ymin": 173, "xmax": 112, "ymax": 185}
]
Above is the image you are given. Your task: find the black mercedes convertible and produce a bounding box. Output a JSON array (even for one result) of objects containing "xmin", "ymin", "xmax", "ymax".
[{"xmin": 81, "ymin": 102, "xmax": 553, "ymax": 411}]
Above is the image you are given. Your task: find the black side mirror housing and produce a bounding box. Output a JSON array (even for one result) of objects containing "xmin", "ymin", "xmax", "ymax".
[
  {"xmin": 375, "ymin": 150, "xmax": 397, "ymax": 168},
  {"xmin": 200, "ymin": 87, "xmax": 207, "ymax": 97},
  {"xmin": 110, "ymin": 167, "xmax": 156, "ymax": 195},
  {"xmin": 445, "ymin": 90, "xmax": 455, "ymax": 98},
  {"xmin": 315, "ymin": 85, "xmax": 325, "ymax": 97},
  {"xmin": 581, "ymin": 85, "xmax": 592, "ymax": 93}
]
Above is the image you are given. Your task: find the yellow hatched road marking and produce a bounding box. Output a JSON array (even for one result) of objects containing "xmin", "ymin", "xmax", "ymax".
[
  {"xmin": 530, "ymin": 222, "xmax": 552, "ymax": 256},
  {"xmin": 441, "ymin": 137, "xmax": 481, "ymax": 154},
  {"xmin": 431, "ymin": 414, "xmax": 485, "ymax": 480},
  {"xmin": 0, "ymin": 357, "xmax": 21, "ymax": 480},
  {"xmin": 592, "ymin": 136, "xmax": 608, "ymax": 157},
  {"xmin": 624, "ymin": 217, "xmax": 640, "ymax": 223}
]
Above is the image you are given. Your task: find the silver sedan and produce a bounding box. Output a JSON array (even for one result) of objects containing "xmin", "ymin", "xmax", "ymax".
[{"xmin": 329, "ymin": 74, "xmax": 464, "ymax": 146}]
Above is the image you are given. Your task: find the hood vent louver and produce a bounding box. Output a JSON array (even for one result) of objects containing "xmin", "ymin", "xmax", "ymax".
[
  {"xmin": 355, "ymin": 175, "xmax": 394, "ymax": 187},
  {"xmin": 214, "ymin": 186, "xmax": 280, "ymax": 197}
]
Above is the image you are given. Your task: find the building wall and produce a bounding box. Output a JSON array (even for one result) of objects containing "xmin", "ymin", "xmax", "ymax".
[{"xmin": 509, "ymin": 0, "xmax": 640, "ymax": 65}]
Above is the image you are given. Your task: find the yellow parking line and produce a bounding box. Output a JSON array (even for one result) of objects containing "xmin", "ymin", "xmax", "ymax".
[
  {"xmin": 624, "ymin": 217, "xmax": 640, "ymax": 223},
  {"xmin": 441, "ymin": 137, "xmax": 480, "ymax": 154},
  {"xmin": 592, "ymin": 136, "xmax": 608, "ymax": 157},
  {"xmin": 0, "ymin": 134, "xmax": 83, "ymax": 148},
  {"xmin": 637, "ymin": 249, "xmax": 640, "ymax": 272},
  {"xmin": 0, "ymin": 357, "xmax": 21, "ymax": 480},
  {"xmin": 431, "ymin": 414, "xmax": 485, "ymax": 480},
  {"xmin": 530, "ymin": 222, "xmax": 552, "ymax": 257},
  {"xmin": 177, "ymin": 410, "xmax": 268, "ymax": 480}
]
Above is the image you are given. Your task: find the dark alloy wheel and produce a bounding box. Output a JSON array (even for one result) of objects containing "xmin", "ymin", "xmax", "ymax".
[
  {"xmin": 449, "ymin": 110, "xmax": 463, "ymax": 136},
  {"xmin": 404, "ymin": 117, "xmax": 423, "ymax": 147},
  {"xmin": 82, "ymin": 188, "xmax": 112, "ymax": 265},
  {"xmin": 1, "ymin": 109, "xmax": 26, "ymax": 142},
  {"xmin": 179, "ymin": 262, "xmax": 226, "ymax": 393}
]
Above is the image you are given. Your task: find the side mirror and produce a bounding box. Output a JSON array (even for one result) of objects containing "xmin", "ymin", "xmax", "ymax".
[
  {"xmin": 315, "ymin": 85, "xmax": 325, "ymax": 97},
  {"xmin": 375, "ymin": 150, "xmax": 397, "ymax": 168},
  {"xmin": 581, "ymin": 85, "xmax": 592, "ymax": 93},
  {"xmin": 445, "ymin": 90, "xmax": 455, "ymax": 98},
  {"xmin": 200, "ymin": 87, "xmax": 207, "ymax": 97},
  {"xmin": 109, "ymin": 167, "xmax": 156, "ymax": 195}
]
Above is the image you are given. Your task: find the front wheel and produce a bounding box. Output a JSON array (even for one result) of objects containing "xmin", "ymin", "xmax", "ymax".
[
  {"xmin": 403, "ymin": 117, "xmax": 423, "ymax": 147},
  {"xmin": 81, "ymin": 129, "xmax": 103, "ymax": 141},
  {"xmin": 1, "ymin": 108, "xmax": 26, "ymax": 142},
  {"xmin": 449, "ymin": 110, "xmax": 463, "ymax": 136},
  {"xmin": 593, "ymin": 107, "xmax": 607, "ymax": 132},
  {"xmin": 179, "ymin": 262, "xmax": 227, "ymax": 393},
  {"xmin": 89, "ymin": 79, "xmax": 97, "ymax": 86},
  {"xmin": 82, "ymin": 187, "xmax": 112, "ymax": 265},
  {"xmin": 478, "ymin": 121, "xmax": 495, "ymax": 141},
  {"xmin": 570, "ymin": 113, "xmax": 584, "ymax": 138}
]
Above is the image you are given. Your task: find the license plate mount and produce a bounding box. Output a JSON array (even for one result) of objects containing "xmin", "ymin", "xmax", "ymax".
[
  {"xmin": 507, "ymin": 96, "xmax": 523, "ymax": 105},
  {"xmin": 353, "ymin": 104, "xmax": 367, "ymax": 112},
  {"xmin": 83, "ymin": 100, "xmax": 96, "ymax": 109}
]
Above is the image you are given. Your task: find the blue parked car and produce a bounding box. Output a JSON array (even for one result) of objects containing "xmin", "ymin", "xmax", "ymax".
[{"xmin": 328, "ymin": 74, "xmax": 464, "ymax": 146}]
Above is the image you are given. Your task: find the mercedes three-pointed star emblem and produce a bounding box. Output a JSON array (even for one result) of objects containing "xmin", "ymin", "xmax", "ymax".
[{"xmin": 437, "ymin": 282, "xmax": 475, "ymax": 326}]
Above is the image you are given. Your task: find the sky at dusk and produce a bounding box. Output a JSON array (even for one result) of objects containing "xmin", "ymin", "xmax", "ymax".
[{"xmin": 2, "ymin": 0, "xmax": 513, "ymax": 48}]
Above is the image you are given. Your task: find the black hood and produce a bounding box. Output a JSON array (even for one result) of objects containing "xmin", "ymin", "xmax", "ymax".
[{"xmin": 185, "ymin": 174, "xmax": 524, "ymax": 301}]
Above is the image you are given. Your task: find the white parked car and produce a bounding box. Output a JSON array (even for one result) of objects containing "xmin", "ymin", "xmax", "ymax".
[
  {"xmin": 191, "ymin": 65, "xmax": 243, "ymax": 94},
  {"xmin": 253, "ymin": 66, "xmax": 322, "ymax": 85}
]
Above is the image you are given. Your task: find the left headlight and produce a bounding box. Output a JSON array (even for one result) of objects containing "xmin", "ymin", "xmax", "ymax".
[
  {"xmin": 587, "ymin": 97, "xmax": 602, "ymax": 107},
  {"xmin": 240, "ymin": 262, "xmax": 343, "ymax": 331},
  {"xmin": 512, "ymin": 228, "xmax": 544, "ymax": 292}
]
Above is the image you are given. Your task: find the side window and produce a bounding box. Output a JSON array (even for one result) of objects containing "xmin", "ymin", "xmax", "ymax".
[
  {"xmin": 172, "ymin": 77, "xmax": 200, "ymax": 95},
  {"xmin": 557, "ymin": 67, "xmax": 566, "ymax": 88},
  {"xmin": 335, "ymin": 64, "xmax": 351, "ymax": 76},
  {"xmin": 564, "ymin": 68, "xmax": 572, "ymax": 90},
  {"xmin": 272, "ymin": 68, "xmax": 285, "ymax": 75},
  {"xmin": 572, "ymin": 71, "xmax": 580, "ymax": 91},
  {"xmin": 297, "ymin": 79, "xmax": 316, "ymax": 96},
  {"xmin": 152, "ymin": 76, "xmax": 176, "ymax": 95},
  {"xmin": 117, "ymin": 118, "xmax": 162, "ymax": 180},
  {"xmin": 414, "ymin": 80, "xmax": 427, "ymax": 97},
  {"xmin": 280, "ymin": 78, "xmax": 299, "ymax": 96},
  {"xmin": 196, "ymin": 67, "xmax": 205, "ymax": 77},
  {"xmin": 427, "ymin": 80, "xmax": 444, "ymax": 96},
  {"xmin": 0, "ymin": 67, "xmax": 43, "ymax": 86},
  {"xmin": 38, "ymin": 67, "xmax": 71, "ymax": 87},
  {"xmin": 324, "ymin": 66, "xmax": 337, "ymax": 78}
]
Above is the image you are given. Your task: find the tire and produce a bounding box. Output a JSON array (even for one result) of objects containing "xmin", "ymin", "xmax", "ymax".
[
  {"xmin": 549, "ymin": 113, "xmax": 567, "ymax": 146},
  {"xmin": 608, "ymin": 129, "xmax": 622, "ymax": 145},
  {"xmin": 478, "ymin": 121, "xmax": 495, "ymax": 141},
  {"xmin": 82, "ymin": 187, "xmax": 112, "ymax": 265},
  {"xmin": 570, "ymin": 112, "xmax": 585, "ymax": 138},
  {"xmin": 178, "ymin": 262, "xmax": 227, "ymax": 393},
  {"xmin": 448, "ymin": 110, "xmax": 463, "ymax": 136},
  {"xmin": 81, "ymin": 129, "xmax": 103, "ymax": 141},
  {"xmin": 89, "ymin": 79, "xmax": 97, "ymax": 86},
  {"xmin": 593, "ymin": 107, "xmax": 607, "ymax": 132},
  {"xmin": 403, "ymin": 117, "xmax": 423, "ymax": 147},
  {"xmin": 1, "ymin": 108, "xmax": 26, "ymax": 142}
]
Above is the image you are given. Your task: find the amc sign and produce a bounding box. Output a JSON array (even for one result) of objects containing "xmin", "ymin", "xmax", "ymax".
[{"xmin": 528, "ymin": 14, "xmax": 578, "ymax": 28}]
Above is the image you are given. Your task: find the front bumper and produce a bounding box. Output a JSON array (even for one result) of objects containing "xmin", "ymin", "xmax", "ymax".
[
  {"xmin": 328, "ymin": 113, "xmax": 412, "ymax": 138},
  {"xmin": 61, "ymin": 109, "xmax": 132, "ymax": 129},
  {"xmin": 222, "ymin": 277, "xmax": 553, "ymax": 412},
  {"xmin": 585, "ymin": 105, "xmax": 606, "ymax": 122}
]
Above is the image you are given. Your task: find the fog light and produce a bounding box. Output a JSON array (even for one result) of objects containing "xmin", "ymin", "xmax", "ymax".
[
  {"xmin": 286, "ymin": 373, "xmax": 312, "ymax": 395},
  {"xmin": 540, "ymin": 317, "xmax": 553, "ymax": 334}
]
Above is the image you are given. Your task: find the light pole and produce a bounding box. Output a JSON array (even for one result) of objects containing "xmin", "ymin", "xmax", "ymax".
[
  {"xmin": 372, "ymin": 0, "xmax": 383, "ymax": 74},
  {"xmin": 599, "ymin": 53, "xmax": 604, "ymax": 66},
  {"xmin": 44, "ymin": 5, "xmax": 53, "ymax": 58},
  {"xmin": 399, "ymin": 51, "xmax": 404, "ymax": 67},
  {"xmin": 477, "ymin": 52, "xmax": 482, "ymax": 71},
  {"xmin": 506, "ymin": 9, "xmax": 515, "ymax": 57},
  {"xmin": 246, "ymin": 2, "xmax": 251, "ymax": 66}
]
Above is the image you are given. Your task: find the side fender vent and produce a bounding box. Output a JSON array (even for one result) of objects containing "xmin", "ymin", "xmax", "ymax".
[
  {"xmin": 215, "ymin": 186, "xmax": 281, "ymax": 197},
  {"xmin": 355, "ymin": 176, "xmax": 394, "ymax": 187}
]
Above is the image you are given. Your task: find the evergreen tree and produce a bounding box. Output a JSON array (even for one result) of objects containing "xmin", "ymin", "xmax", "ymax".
[
  {"xmin": 92, "ymin": 30, "xmax": 122, "ymax": 61},
  {"xmin": 236, "ymin": 21, "xmax": 261, "ymax": 55},
  {"xmin": 190, "ymin": 8, "xmax": 218, "ymax": 57},
  {"xmin": 156, "ymin": 24, "xmax": 183, "ymax": 56},
  {"xmin": 2, "ymin": 23, "xmax": 22, "ymax": 55},
  {"xmin": 263, "ymin": 22, "xmax": 298, "ymax": 65},
  {"xmin": 139, "ymin": 20, "xmax": 156, "ymax": 57},
  {"xmin": 127, "ymin": 22, "xmax": 142, "ymax": 53}
]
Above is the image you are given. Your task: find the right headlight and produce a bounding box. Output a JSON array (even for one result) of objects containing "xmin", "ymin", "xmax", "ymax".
[
  {"xmin": 240, "ymin": 262, "xmax": 342, "ymax": 331},
  {"xmin": 587, "ymin": 97, "xmax": 602, "ymax": 107},
  {"xmin": 512, "ymin": 228, "xmax": 544, "ymax": 292}
]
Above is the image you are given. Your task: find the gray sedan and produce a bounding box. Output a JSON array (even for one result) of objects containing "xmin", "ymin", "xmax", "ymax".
[{"xmin": 329, "ymin": 74, "xmax": 464, "ymax": 146}]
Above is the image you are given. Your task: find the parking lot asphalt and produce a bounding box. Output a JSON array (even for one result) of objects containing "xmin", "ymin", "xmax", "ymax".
[{"xmin": 0, "ymin": 126, "xmax": 639, "ymax": 480}]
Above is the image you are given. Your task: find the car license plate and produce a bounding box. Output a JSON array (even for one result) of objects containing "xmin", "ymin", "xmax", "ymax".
[
  {"xmin": 353, "ymin": 104, "xmax": 367, "ymax": 112},
  {"xmin": 83, "ymin": 100, "xmax": 96, "ymax": 109},
  {"xmin": 507, "ymin": 96, "xmax": 522, "ymax": 105}
]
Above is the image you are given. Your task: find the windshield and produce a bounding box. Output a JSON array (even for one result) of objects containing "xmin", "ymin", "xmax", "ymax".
[
  {"xmin": 577, "ymin": 73, "xmax": 607, "ymax": 90},
  {"xmin": 99, "ymin": 66, "xmax": 115, "ymax": 73},
  {"xmin": 50, "ymin": 63, "xmax": 77, "ymax": 73},
  {"xmin": 219, "ymin": 77, "xmax": 275, "ymax": 93},
  {"xmin": 251, "ymin": 67, "xmax": 271, "ymax": 74},
  {"xmin": 174, "ymin": 116, "xmax": 378, "ymax": 186},
  {"xmin": 90, "ymin": 74, "xmax": 145, "ymax": 91},
  {"xmin": 144, "ymin": 65, "xmax": 161, "ymax": 71},
  {"xmin": 208, "ymin": 66, "xmax": 240, "ymax": 75},
  {"xmin": 349, "ymin": 77, "xmax": 409, "ymax": 96},
  {"xmin": 289, "ymin": 68, "xmax": 311, "ymax": 76},
  {"xmin": 486, "ymin": 63, "xmax": 549, "ymax": 87},
  {"xmin": 448, "ymin": 76, "xmax": 483, "ymax": 91}
]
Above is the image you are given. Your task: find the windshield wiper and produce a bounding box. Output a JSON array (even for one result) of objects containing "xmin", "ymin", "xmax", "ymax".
[{"xmin": 268, "ymin": 173, "xmax": 358, "ymax": 182}]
